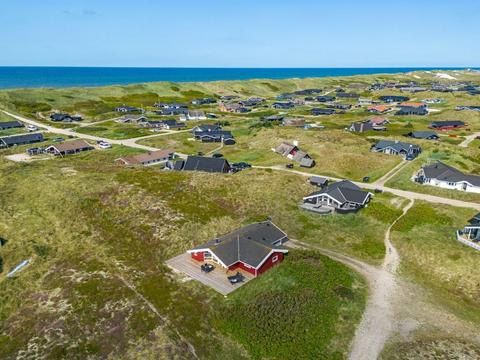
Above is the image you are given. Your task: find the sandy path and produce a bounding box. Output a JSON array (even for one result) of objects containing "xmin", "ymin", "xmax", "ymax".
[
  {"xmin": 348, "ymin": 199, "xmax": 414, "ymax": 360},
  {"xmin": 459, "ymin": 132, "xmax": 480, "ymax": 148}
]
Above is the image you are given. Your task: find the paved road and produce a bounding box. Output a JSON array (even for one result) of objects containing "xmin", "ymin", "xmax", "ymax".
[
  {"xmin": 2, "ymin": 110, "xmax": 188, "ymax": 157},
  {"xmin": 253, "ymin": 165, "xmax": 480, "ymax": 211}
]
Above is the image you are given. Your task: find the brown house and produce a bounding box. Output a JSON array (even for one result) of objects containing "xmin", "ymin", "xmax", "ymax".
[
  {"xmin": 45, "ymin": 139, "xmax": 94, "ymax": 156},
  {"xmin": 115, "ymin": 149, "xmax": 174, "ymax": 166}
]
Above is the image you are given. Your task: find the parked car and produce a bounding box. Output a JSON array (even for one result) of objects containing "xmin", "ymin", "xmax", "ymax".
[
  {"xmin": 227, "ymin": 272, "xmax": 245, "ymax": 284},
  {"xmin": 232, "ymin": 162, "xmax": 252, "ymax": 169},
  {"xmin": 26, "ymin": 125, "xmax": 38, "ymax": 132},
  {"xmin": 26, "ymin": 147, "xmax": 43, "ymax": 156},
  {"xmin": 98, "ymin": 141, "xmax": 112, "ymax": 149},
  {"xmin": 212, "ymin": 153, "xmax": 223, "ymax": 158},
  {"xmin": 286, "ymin": 163, "xmax": 294, "ymax": 169},
  {"xmin": 201, "ymin": 263, "xmax": 215, "ymax": 273},
  {"xmin": 362, "ymin": 176, "xmax": 370, "ymax": 183},
  {"xmin": 374, "ymin": 188, "xmax": 383, "ymax": 194},
  {"xmin": 53, "ymin": 137, "xmax": 65, "ymax": 142}
]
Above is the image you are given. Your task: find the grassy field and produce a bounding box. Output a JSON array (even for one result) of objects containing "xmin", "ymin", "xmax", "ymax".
[
  {"xmin": 0, "ymin": 146, "xmax": 372, "ymax": 359},
  {"xmin": 391, "ymin": 201, "xmax": 480, "ymax": 324},
  {"xmin": 215, "ymin": 250, "xmax": 366, "ymax": 360},
  {"xmin": 1, "ymin": 69, "xmax": 480, "ymax": 358},
  {"xmin": 139, "ymin": 131, "xmax": 222, "ymax": 155},
  {"xmin": 217, "ymin": 127, "xmax": 402, "ymax": 181},
  {"xmin": 75, "ymin": 120, "xmax": 158, "ymax": 139}
]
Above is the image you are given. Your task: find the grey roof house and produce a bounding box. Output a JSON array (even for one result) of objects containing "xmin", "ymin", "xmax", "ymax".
[
  {"xmin": 371, "ymin": 140, "xmax": 421, "ymax": 160},
  {"xmin": 0, "ymin": 121, "xmax": 24, "ymax": 130},
  {"xmin": 414, "ymin": 161, "xmax": 480, "ymax": 193},
  {"xmin": 301, "ymin": 180, "xmax": 372, "ymax": 214},
  {"xmin": 0, "ymin": 133, "xmax": 44, "ymax": 148},
  {"xmin": 174, "ymin": 156, "xmax": 231, "ymax": 173},
  {"xmin": 406, "ymin": 131, "xmax": 439, "ymax": 140},
  {"xmin": 187, "ymin": 221, "xmax": 289, "ymax": 277},
  {"xmin": 274, "ymin": 142, "xmax": 315, "ymax": 168}
]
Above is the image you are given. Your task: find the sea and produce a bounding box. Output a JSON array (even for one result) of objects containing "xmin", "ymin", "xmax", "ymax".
[{"xmin": 0, "ymin": 67, "xmax": 472, "ymax": 89}]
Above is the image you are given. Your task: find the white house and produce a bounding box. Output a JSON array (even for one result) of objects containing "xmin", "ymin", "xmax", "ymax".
[{"xmin": 414, "ymin": 161, "xmax": 480, "ymax": 193}]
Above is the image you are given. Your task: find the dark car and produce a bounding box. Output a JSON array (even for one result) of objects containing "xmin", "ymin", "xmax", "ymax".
[
  {"xmin": 232, "ymin": 162, "xmax": 251, "ymax": 169},
  {"xmin": 227, "ymin": 272, "xmax": 245, "ymax": 284},
  {"xmin": 212, "ymin": 153, "xmax": 224, "ymax": 158},
  {"xmin": 286, "ymin": 163, "xmax": 294, "ymax": 169},
  {"xmin": 201, "ymin": 263, "xmax": 215, "ymax": 273},
  {"xmin": 362, "ymin": 176, "xmax": 370, "ymax": 183},
  {"xmin": 53, "ymin": 137, "xmax": 65, "ymax": 142},
  {"xmin": 374, "ymin": 188, "xmax": 383, "ymax": 194}
]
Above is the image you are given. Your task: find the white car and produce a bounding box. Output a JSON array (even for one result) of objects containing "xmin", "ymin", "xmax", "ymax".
[
  {"xmin": 98, "ymin": 141, "xmax": 112, "ymax": 149},
  {"xmin": 26, "ymin": 125, "xmax": 38, "ymax": 132}
]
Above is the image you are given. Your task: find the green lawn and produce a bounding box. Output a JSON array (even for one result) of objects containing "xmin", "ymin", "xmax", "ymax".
[
  {"xmin": 138, "ymin": 131, "xmax": 221, "ymax": 154},
  {"xmin": 391, "ymin": 201, "xmax": 480, "ymax": 324},
  {"xmin": 219, "ymin": 127, "xmax": 402, "ymax": 181},
  {"xmin": 75, "ymin": 120, "xmax": 156, "ymax": 139},
  {"xmin": 216, "ymin": 250, "xmax": 367, "ymax": 360},
  {"xmin": 0, "ymin": 150, "xmax": 371, "ymax": 359}
]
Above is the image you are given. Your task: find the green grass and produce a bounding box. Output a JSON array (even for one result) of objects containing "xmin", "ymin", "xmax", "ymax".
[
  {"xmin": 218, "ymin": 127, "xmax": 402, "ymax": 181},
  {"xmin": 138, "ymin": 131, "xmax": 221, "ymax": 155},
  {"xmin": 0, "ymin": 149, "xmax": 371, "ymax": 359},
  {"xmin": 75, "ymin": 120, "xmax": 155, "ymax": 139},
  {"xmin": 385, "ymin": 142, "xmax": 480, "ymax": 202},
  {"xmin": 215, "ymin": 250, "xmax": 367, "ymax": 360},
  {"xmin": 391, "ymin": 201, "xmax": 480, "ymax": 324}
]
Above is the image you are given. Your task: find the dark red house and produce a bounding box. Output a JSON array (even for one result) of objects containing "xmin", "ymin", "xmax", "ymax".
[
  {"xmin": 429, "ymin": 120, "xmax": 466, "ymax": 131},
  {"xmin": 187, "ymin": 221, "xmax": 289, "ymax": 277}
]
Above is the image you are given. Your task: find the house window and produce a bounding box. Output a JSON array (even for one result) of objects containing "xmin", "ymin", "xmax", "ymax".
[{"xmin": 272, "ymin": 255, "xmax": 279, "ymax": 263}]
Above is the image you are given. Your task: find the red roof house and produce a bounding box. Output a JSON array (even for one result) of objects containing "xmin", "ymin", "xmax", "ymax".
[
  {"xmin": 187, "ymin": 221, "xmax": 289, "ymax": 277},
  {"xmin": 367, "ymin": 105, "xmax": 391, "ymax": 114}
]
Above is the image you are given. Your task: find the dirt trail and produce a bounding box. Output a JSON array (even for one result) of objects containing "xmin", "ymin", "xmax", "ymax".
[
  {"xmin": 291, "ymin": 198, "xmax": 480, "ymax": 359},
  {"xmin": 348, "ymin": 199, "xmax": 413, "ymax": 360}
]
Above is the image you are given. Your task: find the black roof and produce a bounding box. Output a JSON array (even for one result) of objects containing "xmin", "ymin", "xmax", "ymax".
[
  {"xmin": 379, "ymin": 95, "xmax": 410, "ymax": 102},
  {"xmin": 192, "ymin": 221, "xmax": 288, "ymax": 267},
  {"xmin": 316, "ymin": 96, "xmax": 336, "ymax": 102},
  {"xmin": 309, "ymin": 176, "xmax": 328, "ymax": 185},
  {"xmin": 176, "ymin": 156, "xmax": 230, "ymax": 173},
  {"xmin": 395, "ymin": 107, "xmax": 428, "ymax": 115},
  {"xmin": 0, "ymin": 133, "xmax": 44, "ymax": 147},
  {"xmin": 468, "ymin": 213, "xmax": 480, "ymax": 225},
  {"xmin": 311, "ymin": 108, "xmax": 335, "ymax": 115},
  {"xmin": 304, "ymin": 180, "xmax": 371, "ymax": 205},
  {"xmin": 408, "ymin": 131, "xmax": 438, "ymax": 139},
  {"xmin": 0, "ymin": 121, "xmax": 23, "ymax": 130},
  {"xmin": 430, "ymin": 120, "xmax": 465, "ymax": 128}
]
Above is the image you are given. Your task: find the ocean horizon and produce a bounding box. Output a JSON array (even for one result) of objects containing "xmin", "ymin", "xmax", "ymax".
[{"xmin": 0, "ymin": 67, "xmax": 475, "ymax": 89}]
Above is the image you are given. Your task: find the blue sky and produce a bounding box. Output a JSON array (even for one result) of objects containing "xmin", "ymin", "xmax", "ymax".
[{"xmin": 1, "ymin": 0, "xmax": 479, "ymax": 67}]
